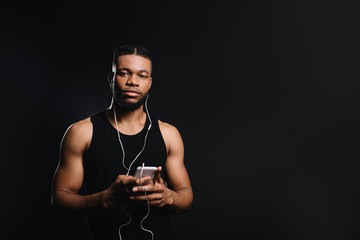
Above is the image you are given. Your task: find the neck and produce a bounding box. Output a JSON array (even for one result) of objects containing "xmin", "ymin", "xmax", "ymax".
[{"xmin": 109, "ymin": 102, "xmax": 146, "ymax": 124}]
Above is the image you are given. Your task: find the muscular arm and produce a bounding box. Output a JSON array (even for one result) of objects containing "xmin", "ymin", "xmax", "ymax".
[
  {"xmin": 133, "ymin": 121, "xmax": 193, "ymax": 214},
  {"xmin": 163, "ymin": 122, "xmax": 193, "ymax": 213},
  {"xmin": 52, "ymin": 119, "xmax": 146, "ymax": 216},
  {"xmin": 51, "ymin": 119, "xmax": 104, "ymax": 216}
]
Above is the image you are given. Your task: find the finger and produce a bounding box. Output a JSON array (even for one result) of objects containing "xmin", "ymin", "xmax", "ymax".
[
  {"xmin": 153, "ymin": 166, "xmax": 163, "ymax": 184},
  {"xmin": 132, "ymin": 184, "xmax": 152, "ymax": 193},
  {"xmin": 148, "ymin": 196, "xmax": 166, "ymax": 207},
  {"xmin": 135, "ymin": 176, "xmax": 153, "ymax": 186},
  {"xmin": 149, "ymin": 199, "xmax": 165, "ymax": 207},
  {"xmin": 131, "ymin": 192, "xmax": 162, "ymax": 202},
  {"xmin": 120, "ymin": 175, "xmax": 149, "ymax": 186},
  {"xmin": 116, "ymin": 176, "xmax": 142, "ymax": 194},
  {"xmin": 122, "ymin": 176, "xmax": 139, "ymax": 187},
  {"xmin": 133, "ymin": 183, "xmax": 164, "ymax": 193},
  {"xmin": 112, "ymin": 175, "xmax": 133, "ymax": 190}
]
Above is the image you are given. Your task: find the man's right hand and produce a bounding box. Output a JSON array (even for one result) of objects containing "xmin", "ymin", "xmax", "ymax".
[{"xmin": 102, "ymin": 174, "xmax": 152, "ymax": 209}]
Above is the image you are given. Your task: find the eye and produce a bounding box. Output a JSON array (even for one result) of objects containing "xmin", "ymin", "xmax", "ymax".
[
  {"xmin": 139, "ymin": 74, "xmax": 149, "ymax": 79},
  {"xmin": 117, "ymin": 71, "xmax": 128, "ymax": 77}
]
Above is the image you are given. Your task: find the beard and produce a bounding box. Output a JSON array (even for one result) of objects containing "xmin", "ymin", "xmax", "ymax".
[{"xmin": 113, "ymin": 86, "xmax": 149, "ymax": 111}]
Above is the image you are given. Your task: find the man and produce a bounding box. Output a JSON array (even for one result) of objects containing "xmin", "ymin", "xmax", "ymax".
[{"xmin": 52, "ymin": 45, "xmax": 193, "ymax": 240}]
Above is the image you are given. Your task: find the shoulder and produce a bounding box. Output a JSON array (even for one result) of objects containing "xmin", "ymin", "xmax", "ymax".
[
  {"xmin": 62, "ymin": 117, "xmax": 93, "ymax": 150},
  {"xmin": 158, "ymin": 120, "xmax": 181, "ymax": 138},
  {"xmin": 66, "ymin": 117, "xmax": 92, "ymax": 136},
  {"xmin": 158, "ymin": 120, "xmax": 184, "ymax": 153}
]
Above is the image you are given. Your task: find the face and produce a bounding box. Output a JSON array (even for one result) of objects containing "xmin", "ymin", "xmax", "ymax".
[{"xmin": 111, "ymin": 54, "xmax": 152, "ymax": 110}]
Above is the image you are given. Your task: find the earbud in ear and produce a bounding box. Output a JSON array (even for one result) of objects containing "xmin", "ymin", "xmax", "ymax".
[{"xmin": 108, "ymin": 70, "xmax": 116, "ymax": 90}]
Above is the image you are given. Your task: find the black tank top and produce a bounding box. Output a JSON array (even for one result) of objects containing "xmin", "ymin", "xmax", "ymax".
[{"xmin": 84, "ymin": 110, "xmax": 173, "ymax": 240}]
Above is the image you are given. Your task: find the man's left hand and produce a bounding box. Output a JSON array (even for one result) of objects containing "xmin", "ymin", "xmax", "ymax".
[{"xmin": 130, "ymin": 166, "xmax": 174, "ymax": 208}]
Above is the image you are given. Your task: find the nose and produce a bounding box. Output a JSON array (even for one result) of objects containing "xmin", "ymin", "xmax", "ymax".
[{"xmin": 126, "ymin": 74, "xmax": 139, "ymax": 86}]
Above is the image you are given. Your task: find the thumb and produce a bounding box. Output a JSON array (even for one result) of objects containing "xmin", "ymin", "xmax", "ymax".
[{"xmin": 153, "ymin": 166, "xmax": 163, "ymax": 184}]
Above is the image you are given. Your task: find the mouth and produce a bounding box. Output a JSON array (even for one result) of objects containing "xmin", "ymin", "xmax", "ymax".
[{"xmin": 122, "ymin": 89, "xmax": 141, "ymax": 98}]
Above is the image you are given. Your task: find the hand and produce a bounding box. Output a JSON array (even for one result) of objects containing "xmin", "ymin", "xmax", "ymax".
[
  {"xmin": 130, "ymin": 166, "xmax": 174, "ymax": 208},
  {"xmin": 102, "ymin": 174, "xmax": 152, "ymax": 209}
]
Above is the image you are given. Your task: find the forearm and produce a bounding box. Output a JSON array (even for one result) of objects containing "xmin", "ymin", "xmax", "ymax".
[
  {"xmin": 52, "ymin": 190, "xmax": 106, "ymax": 217},
  {"xmin": 166, "ymin": 186, "xmax": 193, "ymax": 214}
]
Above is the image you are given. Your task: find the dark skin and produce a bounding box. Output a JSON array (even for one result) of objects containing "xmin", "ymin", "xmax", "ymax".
[{"xmin": 52, "ymin": 54, "xmax": 193, "ymax": 216}]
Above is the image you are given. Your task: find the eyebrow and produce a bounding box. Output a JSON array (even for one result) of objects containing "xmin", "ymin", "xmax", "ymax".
[{"xmin": 117, "ymin": 67, "xmax": 150, "ymax": 75}]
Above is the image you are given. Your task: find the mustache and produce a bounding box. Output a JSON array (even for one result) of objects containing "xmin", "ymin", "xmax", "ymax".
[{"xmin": 121, "ymin": 88, "xmax": 142, "ymax": 95}]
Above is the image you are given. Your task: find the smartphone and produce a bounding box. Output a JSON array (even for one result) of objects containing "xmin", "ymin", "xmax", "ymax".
[{"xmin": 133, "ymin": 166, "xmax": 158, "ymax": 179}]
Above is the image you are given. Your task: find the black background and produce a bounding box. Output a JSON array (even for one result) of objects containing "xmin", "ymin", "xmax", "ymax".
[{"xmin": 1, "ymin": 0, "xmax": 360, "ymax": 239}]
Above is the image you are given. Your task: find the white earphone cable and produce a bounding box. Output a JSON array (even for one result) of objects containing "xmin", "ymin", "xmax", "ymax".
[
  {"xmin": 139, "ymin": 163, "xmax": 154, "ymax": 240},
  {"xmin": 111, "ymin": 77, "xmax": 154, "ymax": 239},
  {"xmin": 112, "ymin": 95, "xmax": 152, "ymax": 175}
]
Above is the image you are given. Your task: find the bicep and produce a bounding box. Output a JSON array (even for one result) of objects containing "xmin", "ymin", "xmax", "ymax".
[
  {"xmin": 53, "ymin": 156, "xmax": 84, "ymax": 194},
  {"xmin": 53, "ymin": 123, "xmax": 90, "ymax": 194},
  {"xmin": 164, "ymin": 127, "xmax": 191, "ymax": 191}
]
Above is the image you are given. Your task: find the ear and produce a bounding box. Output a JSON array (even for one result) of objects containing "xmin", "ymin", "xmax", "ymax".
[
  {"xmin": 148, "ymin": 77, "xmax": 152, "ymax": 90},
  {"xmin": 108, "ymin": 72, "xmax": 114, "ymax": 87}
]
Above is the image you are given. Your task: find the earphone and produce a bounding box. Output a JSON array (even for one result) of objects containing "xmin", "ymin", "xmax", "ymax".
[
  {"xmin": 111, "ymin": 63, "xmax": 154, "ymax": 240},
  {"xmin": 138, "ymin": 163, "xmax": 154, "ymax": 239},
  {"xmin": 118, "ymin": 163, "xmax": 154, "ymax": 240},
  {"xmin": 111, "ymin": 66, "xmax": 152, "ymax": 175}
]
